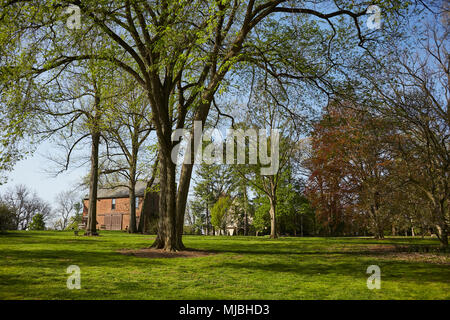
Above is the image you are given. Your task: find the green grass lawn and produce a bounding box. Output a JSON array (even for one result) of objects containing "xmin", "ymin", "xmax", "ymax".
[{"xmin": 0, "ymin": 231, "xmax": 448, "ymax": 300}]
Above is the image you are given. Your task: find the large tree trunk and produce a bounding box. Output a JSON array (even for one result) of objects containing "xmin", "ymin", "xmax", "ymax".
[
  {"xmin": 138, "ymin": 158, "xmax": 159, "ymax": 234},
  {"xmin": 175, "ymin": 162, "xmax": 194, "ymax": 247},
  {"xmin": 151, "ymin": 151, "xmax": 181, "ymax": 251},
  {"xmin": 138, "ymin": 185, "xmax": 155, "ymax": 234},
  {"xmin": 127, "ymin": 146, "xmax": 139, "ymax": 233},
  {"xmin": 370, "ymin": 205, "xmax": 384, "ymax": 240},
  {"xmin": 128, "ymin": 178, "xmax": 137, "ymax": 233},
  {"xmin": 138, "ymin": 192, "xmax": 158, "ymax": 234},
  {"xmin": 137, "ymin": 195, "xmax": 146, "ymax": 233},
  {"xmin": 85, "ymin": 131, "xmax": 100, "ymax": 236},
  {"xmin": 149, "ymin": 94, "xmax": 213, "ymax": 251}
]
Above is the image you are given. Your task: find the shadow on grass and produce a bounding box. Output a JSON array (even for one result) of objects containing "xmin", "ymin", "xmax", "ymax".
[
  {"xmin": 0, "ymin": 231, "xmax": 151, "ymax": 246},
  {"xmin": 197, "ymin": 242, "xmax": 442, "ymax": 256},
  {"xmin": 213, "ymin": 259, "xmax": 450, "ymax": 284},
  {"xmin": 0, "ymin": 248, "xmax": 162, "ymax": 269}
]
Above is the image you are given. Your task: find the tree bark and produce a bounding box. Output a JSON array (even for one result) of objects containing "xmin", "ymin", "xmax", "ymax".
[
  {"xmin": 175, "ymin": 161, "xmax": 195, "ymax": 248},
  {"xmin": 138, "ymin": 192, "xmax": 156, "ymax": 234},
  {"xmin": 128, "ymin": 177, "xmax": 137, "ymax": 233},
  {"xmin": 436, "ymin": 224, "xmax": 449, "ymax": 248},
  {"xmin": 437, "ymin": 198, "xmax": 449, "ymax": 248},
  {"xmin": 137, "ymin": 195, "xmax": 146, "ymax": 233},
  {"xmin": 138, "ymin": 158, "xmax": 159, "ymax": 234},
  {"xmin": 137, "ymin": 186, "xmax": 152, "ymax": 234},
  {"xmin": 151, "ymin": 151, "xmax": 180, "ymax": 251},
  {"xmin": 205, "ymin": 201, "xmax": 210, "ymax": 235},
  {"xmin": 300, "ymin": 214, "xmax": 304, "ymax": 237},
  {"xmin": 149, "ymin": 89, "xmax": 214, "ymax": 251},
  {"xmin": 85, "ymin": 131, "xmax": 100, "ymax": 236},
  {"xmin": 438, "ymin": 228, "xmax": 448, "ymax": 248},
  {"xmin": 269, "ymin": 196, "xmax": 278, "ymax": 239},
  {"xmin": 127, "ymin": 141, "xmax": 140, "ymax": 233},
  {"xmin": 370, "ymin": 205, "xmax": 384, "ymax": 240},
  {"xmin": 243, "ymin": 188, "xmax": 248, "ymax": 236}
]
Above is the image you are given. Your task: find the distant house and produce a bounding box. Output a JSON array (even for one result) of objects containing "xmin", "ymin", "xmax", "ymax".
[
  {"xmin": 214, "ymin": 220, "xmax": 239, "ymax": 236},
  {"xmin": 82, "ymin": 181, "xmax": 159, "ymax": 231},
  {"xmin": 214, "ymin": 212, "xmax": 254, "ymax": 236},
  {"xmin": 212, "ymin": 197, "xmax": 254, "ymax": 236}
]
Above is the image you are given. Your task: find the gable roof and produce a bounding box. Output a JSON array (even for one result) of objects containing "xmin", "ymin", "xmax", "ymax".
[{"xmin": 83, "ymin": 180, "xmax": 158, "ymax": 200}]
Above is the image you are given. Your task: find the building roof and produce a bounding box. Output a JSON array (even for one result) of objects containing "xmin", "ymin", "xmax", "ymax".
[{"xmin": 83, "ymin": 180, "xmax": 158, "ymax": 200}]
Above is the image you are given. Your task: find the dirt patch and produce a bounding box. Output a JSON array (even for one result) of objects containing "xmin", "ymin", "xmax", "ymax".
[
  {"xmin": 118, "ymin": 248, "xmax": 215, "ymax": 259},
  {"xmin": 367, "ymin": 244, "xmax": 399, "ymax": 252},
  {"xmin": 385, "ymin": 252, "xmax": 449, "ymax": 265},
  {"xmin": 365, "ymin": 245, "xmax": 449, "ymax": 265}
]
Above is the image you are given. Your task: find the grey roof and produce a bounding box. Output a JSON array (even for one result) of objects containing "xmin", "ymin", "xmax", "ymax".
[{"xmin": 84, "ymin": 180, "xmax": 158, "ymax": 200}]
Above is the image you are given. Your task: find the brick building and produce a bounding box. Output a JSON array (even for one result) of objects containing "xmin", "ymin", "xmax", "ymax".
[{"xmin": 82, "ymin": 181, "xmax": 159, "ymax": 231}]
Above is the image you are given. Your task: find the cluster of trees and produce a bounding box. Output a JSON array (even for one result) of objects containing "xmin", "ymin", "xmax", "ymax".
[
  {"xmin": 187, "ymin": 1, "xmax": 449, "ymax": 248},
  {"xmin": 306, "ymin": 90, "xmax": 448, "ymax": 248},
  {"xmin": 187, "ymin": 161, "xmax": 315, "ymax": 237},
  {"xmin": 305, "ymin": 12, "xmax": 449, "ymax": 247},
  {"xmin": 0, "ymin": 184, "xmax": 83, "ymax": 232},
  {"xmin": 186, "ymin": 79, "xmax": 315, "ymax": 238},
  {"xmin": 0, "ymin": 185, "xmax": 52, "ymax": 231},
  {"xmin": 1, "ymin": 1, "xmax": 446, "ymax": 250},
  {"xmin": 53, "ymin": 190, "xmax": 83, "ymax": 230}
]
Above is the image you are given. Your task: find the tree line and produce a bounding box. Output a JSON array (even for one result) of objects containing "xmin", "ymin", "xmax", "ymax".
[
  {"xmin": 0, "ymin": 184, "xmax": 83, "ymax": 232},
  {"xmin": 0, "ymin": 1, "xmax": 447, "ymax": 250}
]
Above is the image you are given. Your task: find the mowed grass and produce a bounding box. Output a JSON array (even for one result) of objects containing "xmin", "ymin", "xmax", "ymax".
[{"xmin": 0, "ymin": 231, "xmax": 448, "ymax": 300}]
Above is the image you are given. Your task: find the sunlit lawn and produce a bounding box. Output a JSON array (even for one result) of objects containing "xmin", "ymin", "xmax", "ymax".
[{"xmin": 0, "ymin": 231, "xmax": 448, "ymax": 299}]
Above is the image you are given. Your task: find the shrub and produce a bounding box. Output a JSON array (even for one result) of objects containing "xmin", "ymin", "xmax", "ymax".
[{"xmin": 0, "ymin": 203, "xmax": 16, "ymax": 232}]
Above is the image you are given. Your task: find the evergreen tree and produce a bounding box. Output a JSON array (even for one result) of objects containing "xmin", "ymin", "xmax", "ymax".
[{"xmin": 29, "ymin": 214, "xmax": 45, "ymax": 231}]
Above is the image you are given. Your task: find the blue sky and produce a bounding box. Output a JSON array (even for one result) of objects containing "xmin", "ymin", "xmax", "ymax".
[{"xmin": 0, "ymin": 141, "xmax": 88, "ymax": 205}]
